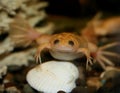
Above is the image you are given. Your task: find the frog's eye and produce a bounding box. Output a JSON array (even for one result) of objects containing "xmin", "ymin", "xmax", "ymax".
[
  {"xmin": 68, "ymin": 40, "xmax": 74, "ymax": 46},
  {"xmin": 54, "ymin": 39, "xmax": 59, "ymax": 44}
]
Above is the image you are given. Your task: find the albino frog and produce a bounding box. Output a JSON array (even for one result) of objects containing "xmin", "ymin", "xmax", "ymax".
[
  {"xmin": 35, "ymin": 32, "xmax": 92, "ymax": 68},
  {"xmin": 9, "ymin": 16, "xmax": 119, "ymax": 69}
]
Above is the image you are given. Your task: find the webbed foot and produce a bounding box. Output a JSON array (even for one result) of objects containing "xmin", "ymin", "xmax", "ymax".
[{"xmin": 93, "ymin": 42, "xmax": 120, "ymax": 69}]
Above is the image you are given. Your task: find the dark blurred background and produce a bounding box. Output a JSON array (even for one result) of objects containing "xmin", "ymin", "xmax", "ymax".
[{"xmin": 44, "ymin": 0, "xmax": 120, "ymax": 17}]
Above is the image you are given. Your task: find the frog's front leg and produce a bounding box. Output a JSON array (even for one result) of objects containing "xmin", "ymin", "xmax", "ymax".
[
  {"xmin": 35, "ymin": 43, "xmax": 51, "ymax": 63},
  {"xmin": 77, "ymin": 48, "xmax": 93, "ymax": 69}
]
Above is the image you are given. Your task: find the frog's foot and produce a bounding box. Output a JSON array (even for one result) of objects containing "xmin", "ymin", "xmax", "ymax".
[
  {"xmin": 9, "ymin": 17, "xmax": 40, "ymax": 47},
  {"xmin": 34, "ymin": 51, "xmax": 42, "ymax": 64},
  {"xmin": 86, "ymin": 56, "xmax": 93, "ymax": 70},
  {"xmin": 77, "ymin": 48, "xmax": 93, "ymax": 70},
  {"xmin": 93, "ymin": 42, "xmax": 120, "ymax": 70},
  {"xmin": 12, "ymin": 34, "xmax": 33, "ymax": 47}
]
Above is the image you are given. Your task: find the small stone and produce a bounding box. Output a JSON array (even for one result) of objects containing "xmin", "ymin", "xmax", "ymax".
[
  {"xmin": 5, "ymin": 86, "xmax": 21, "ymax": 93},
  {"xmin": 23, "ymin": 84, "xmax": 35, "ymax": 93}
]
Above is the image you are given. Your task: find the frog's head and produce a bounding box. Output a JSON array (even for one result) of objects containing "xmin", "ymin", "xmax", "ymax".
[{"xmin": 50, "ymin": 32, "xmax": 83, "ymax": 53}]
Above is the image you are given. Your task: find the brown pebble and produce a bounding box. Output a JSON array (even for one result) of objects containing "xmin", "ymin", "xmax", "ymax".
[{"xmin": 4, "ymin": 82, "xmax": 15, "ymax": 88}]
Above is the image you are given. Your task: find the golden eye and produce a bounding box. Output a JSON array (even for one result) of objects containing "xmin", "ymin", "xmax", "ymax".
[
  {"xmin": 54, "ymin": 39, "xmax": 59, "ymax": 44},
  {"xmin": 68, "ymin": 40, "xmax": 74, "ymax": 46}
]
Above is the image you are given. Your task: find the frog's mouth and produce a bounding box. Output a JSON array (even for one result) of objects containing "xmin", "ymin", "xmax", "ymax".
[{"xmin": 51, "ymin": 47, "xmax": 76, "ymax": 53}]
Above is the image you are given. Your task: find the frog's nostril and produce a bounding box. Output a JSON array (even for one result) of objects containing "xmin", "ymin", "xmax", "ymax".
[
  {"xmin": 68, "ymin": 40, "xmax": 74, "ymax": 46},
  {"xmin": 54, "ymin": 39, "xmax": 59, "ymax": 44}
]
